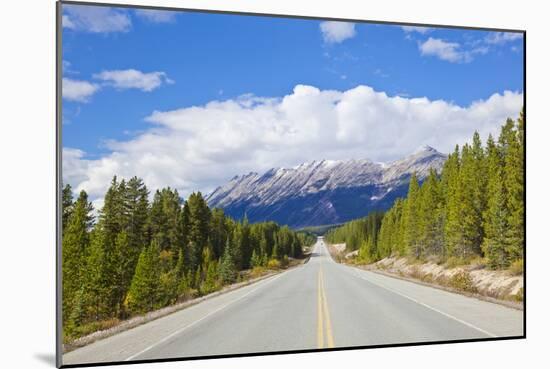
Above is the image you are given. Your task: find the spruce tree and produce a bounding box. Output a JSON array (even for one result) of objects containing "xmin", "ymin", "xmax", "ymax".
[
  {"xmin": 502, "ymin": 117, "xmax": 524, "ymax": 262},
  {"xmin": 418, "ymin": 169, "xmax": 444, "ymax": 256},
  {"xmin": 482, "ymin": 134, "xmax": 510, "ymax": 268},
  {"xmin": 62, "ymin": 183, "xmax": 74, "ymax": 233},
  {"xmin": 126, "ymin": 240, "xmax": 161, "ymax": 313},
  {"xmin": 219, "ymin": 240, "xmax": 237, "ymax": 284},
  {"xmin": 62, "ymin": 190, "xmax": 93, "ymax": 324},
  {"xmin": 403, "ymin": 173, "xmax": 421, "ymax": 257},
  {"xmin": 444, "ymin": 146, "xmax": 466, "ymax": 258}
]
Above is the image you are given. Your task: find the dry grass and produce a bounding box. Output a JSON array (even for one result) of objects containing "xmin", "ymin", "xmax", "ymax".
[
  {"xmin": 448, "ymin": 270, "xmax": 478, "ymax": 294},
  {"xmin": 64, "ymin": 318, "xmax": 121, "ymax": 343},
  {"xmin": 509, "ymin": 259, "xmax": 524, "ymax": 276}
]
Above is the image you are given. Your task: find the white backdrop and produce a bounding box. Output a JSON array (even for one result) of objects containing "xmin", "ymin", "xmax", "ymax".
[{"xmin": 0, "ymin": 0, "xmax": 546, "ymax": 368}]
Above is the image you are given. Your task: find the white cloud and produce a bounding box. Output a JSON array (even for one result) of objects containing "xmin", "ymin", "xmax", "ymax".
[
  {"xmin": 63, "ymin": 84, "xmax": 523, "ymax": 204},
  {"xmin": 93, "ymin": 69, "xmax": 174, "ymax": 92},
  {"xmin": 135, "ymin": 9, "xmax": 177, "ymax": 23},
  {"xmin": 401, "ymin": 26, "xmax": 431, "ymax": 34},
  {"xmin": 62, "ymin": 15, "xmax": 75, "ymax": 29},
  {"xmin": 320, "ymin": 21, "xmax": 356, "ymax": 44},
  {"xmin": 63, "ymin": 5, "xmax": 131, "ymax": 33},
  {"xmin": 419, "ymin": 37, "xmax": 472, "ymax": 63},
  {"xmin": 485, "ymin": 32, "xmax": 523, "ymax": 45},
  {"xmin": 62, "ymin": 78, "xmax": 100, "ymax": 102}
]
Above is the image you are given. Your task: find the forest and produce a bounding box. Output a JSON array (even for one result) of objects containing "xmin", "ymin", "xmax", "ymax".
[
  {"xmin": 326, "ymin": 112, "xmax": 524, "ymax": 271},
  {"xmin": 62, "ymin": 179, "xmax": 314, "ymax": 341}
]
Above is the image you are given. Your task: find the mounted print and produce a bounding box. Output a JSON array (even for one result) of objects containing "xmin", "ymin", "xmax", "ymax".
[{"xmin": 57, "ymin": 1, "xmax": 525, "ymax": 367}]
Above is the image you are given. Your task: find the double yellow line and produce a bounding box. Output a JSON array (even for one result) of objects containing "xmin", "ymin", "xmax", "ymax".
[{"xmin": 317, "ymin": 265, "xmax": 335, "ymax": 348}]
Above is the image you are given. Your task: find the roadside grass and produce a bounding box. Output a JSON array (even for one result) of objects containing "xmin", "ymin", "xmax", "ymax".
[
  {"xmin": 509, "ymin": 259, "xmax": 524, "ymax": 276},
  {"xmin": 64, "ymin": 318, "xmax": 120, "ymax": 343},
  {"xmin": 447, "ymin": 270, "xmax": 478, "ymax": 294},
  {"xmin": 445, "ymin": 255, "xmax": 487, "ymax": 269}
]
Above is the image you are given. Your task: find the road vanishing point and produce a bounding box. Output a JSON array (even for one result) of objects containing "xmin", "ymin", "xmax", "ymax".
[{"xmin": 64, "ymin": 238, "xmax": 523, "ymax": 365}]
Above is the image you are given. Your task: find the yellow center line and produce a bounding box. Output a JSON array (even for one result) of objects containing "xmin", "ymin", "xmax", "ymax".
[
  {"xmin": 317, "ymin": 266, "xmax": 324, "ymax": 348},
  {"xmin": 320, "ymin": 267, "xmax": 335, "ymax": 348},
  {"xmin": 317, "ymin": 264, "xmax": 335, "ymax": 349}
]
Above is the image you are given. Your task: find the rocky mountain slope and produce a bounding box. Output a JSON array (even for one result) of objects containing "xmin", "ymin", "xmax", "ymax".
[{"xmin": 206, "ymin": 146, "xmax": 446, "ymax": 228}]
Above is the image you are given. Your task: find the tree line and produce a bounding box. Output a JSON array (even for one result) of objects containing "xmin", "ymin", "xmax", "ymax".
[
  {"xmin": 326, "ymin": 112, "xmax": 524, "ymax": 270},
  {"xmin": 62, "ymin": 178, "xmax": 314, "ymax": 339}
]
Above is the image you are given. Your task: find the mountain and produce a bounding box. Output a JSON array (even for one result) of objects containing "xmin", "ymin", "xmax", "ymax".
[{"xmin": 206, "ymin": 146, "xmax": 447, "ymax": 228}]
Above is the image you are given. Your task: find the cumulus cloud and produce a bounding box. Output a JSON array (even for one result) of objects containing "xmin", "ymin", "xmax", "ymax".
[
  {"xmin": 62, "ymin": 78, "xmax": 100, "ymax": 102},
  {"xmin": 135, "ymin": 9, "xmax": 177, "ymax": 23},
  {"xmin": 401, "ymin": 26, "xmax": 431, "ymax": 34},
  {"xmin": 419, "ymin": 37, "xmax": 473, "ymax": 63},
  {"xmin": 320, "ymin": 21, "xmax": 356, "ymax": 44},
  {"xmin": 62, "ymin": 5, "xmax": 131, "ymax": 33},
  {"xmin": 485, "ymin": 32, "xmax": 523, "ymax": 45},
  {"xmin": 63, "ymin": 84, "xmax": 523, "ymax": 204},
  {"xmin": 93, "ymin": 69, "xmax": 174, "ymax": 92}
]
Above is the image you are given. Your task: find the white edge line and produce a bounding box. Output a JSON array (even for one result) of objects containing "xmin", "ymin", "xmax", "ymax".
[
  {"xmin": 125, "ymin": 269, "xmax": 293, "ymax": 361},
  {"xmin": 344, "ymin": 266, "xmax": 498, "ymax": 338}
]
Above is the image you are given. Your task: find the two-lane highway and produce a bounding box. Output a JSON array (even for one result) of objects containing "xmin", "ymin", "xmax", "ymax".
[{"xmin": 64, "ymin": 238, "xmax": 523, "ymax": 365}]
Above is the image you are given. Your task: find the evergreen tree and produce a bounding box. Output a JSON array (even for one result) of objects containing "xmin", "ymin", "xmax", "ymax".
[
  {"xmin": 444, "ymin": 146, "xmax": 466, "ymax": 258},
  {"xmin": 62, "ymin": 183, "xmax": 74, "ymax": 233},
  {"xmin": 403, "ymin": 173, "xmax": 421, "ymax": 257},
  {"xmin": 126, "ymin": 240, "xmax": 161, "ymax": 313},
  {"xmin": 483, "ymin": 134, "xmax": 510, "ymax": 268},
  {"xmin": 62, "ymin": 190, "xmax": 93, "ymax": 323},
  {"xmin": 502, "ymin": 117, "xmax": 524, "ymax": 262},
  {"xmin": 457, "ymin": 143, "xmax": 482, "ymax": 257},
  {"xmin": 219, "ymin": 240, "xmax": 237, "ymax": 284},
  {"xmin": 186, "ymin": 192, "xmax": 211, "ymax": 270},
  {"xmin": 84, "ymin": 229, "xmax": 107, "ymax": 320},
  {"xmin": 209, "ymin": 208, "xmax": 228, "ymax": 260},
  {"xmin": 418, "ymin": 169, "xmax": 444, "ymax": 256}
]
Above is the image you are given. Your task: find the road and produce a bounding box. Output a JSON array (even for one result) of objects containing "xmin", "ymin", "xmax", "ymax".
[{"xmin": 63, "ymin": 238, "xmax": 523, "ymax": 365}]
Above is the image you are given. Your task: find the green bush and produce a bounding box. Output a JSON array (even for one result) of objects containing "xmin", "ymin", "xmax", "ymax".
[
  {"xmin": 449, "ymin": 270, "xmax": 478, "ymax": 293},
  {"xmin": 445, "ymin": 256, "xmax": 468, "ymax": 269},
  {"xmin": 509, "ymin": 259, "xmax": 524, "ymax": 276},
  {"xmin": 267, "ymin": 258, "xmax": 281, "ymax": 269}
]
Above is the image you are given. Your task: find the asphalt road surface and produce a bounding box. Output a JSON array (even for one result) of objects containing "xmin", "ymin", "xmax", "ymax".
[{"xmin": 64, "ymin": 238, "xmax": 523, "ymax": 365}]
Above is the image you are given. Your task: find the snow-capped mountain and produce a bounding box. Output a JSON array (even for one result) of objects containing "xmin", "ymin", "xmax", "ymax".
[{"xmin": 206, "ymin": 146, "xmax": 446, "ymax": 228}]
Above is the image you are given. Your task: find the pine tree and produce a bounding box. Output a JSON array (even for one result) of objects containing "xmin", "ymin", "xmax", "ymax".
[
  {"xmin": 124, "ymin": 177, "xmax": 149, "ymax": 256},
  {"xmin": 112, "ymin": 231, "xmax": 133, "ymax": 317},
  {"xmin": 186, "ymin": 192, "xmax": 211, "ymax": 271},
  {"xmin": 250, "ymin": 249, "xmax": 261, "ymax": 268},
  {"xmin": 219, "ymin": 239, "xmax": 237, "ymax": 284},
  {"xmin": 209, "ymin": 208, "xmax": 228, "ymax": 260},
  {"xmin": 403, "ymin": 173, "xmax": 421, "ymax": 257},
  {"xmin": 85, "ymin": 228, "xmax": 107, "ymax": 320},
  {"xmin": 62, "ymin": 190, "xmax": 93, "ymax": 324},
  {"xmin": 126, "ymin": 240, "xmax": 161, "ymax": 313},
  {"xmin": 149, "ymin": 188, "xmax": 182, "ymax": 253},
  {"xmin": 418, "ymin": 169, "xmax": 444, "ymax": 256},
  {"xmin": 483, "ymin": 134, "xmax": 510, "ymax": 268},
  {"xmin": 457, "ymin": 143, "xmax": 482, "ymax": 257},
  {"xmin": 502, "ymin": 117, "xmax": 524, "ymax": 262},
  {"xmin": 62, "ymin": 183, "xmax": 74, "ymax": 233},
  {"xmin": 444, "ymin": 146, "xmax": 466, "ymax": 258}
]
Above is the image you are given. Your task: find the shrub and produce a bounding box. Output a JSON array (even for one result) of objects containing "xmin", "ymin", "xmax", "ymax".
[
  {"xmin": 421, "ymin": 273, "xmax": 434, "ymax": 283},
  {"xmin": 250, "ymin": 266, "xmax": 266, "ymax": 278},
  {"xmin": 446, "ymin": 256, "xmax": 468, "ymax": 269},
  {"xmin": 267, "ymin": 258, "xmax": 281, "ymax": 269},
  {"xmin": 280, "ymin": 255, "xmax": 289, "ymax": 268},
  {"xmin": 514, "ymin": 287, "xmax": 524, "ymax": 302},
  {"xmin": 509, "ymin": 259, "xmax": 524, "ymax": 276},
  {"xmin": 449, "ymin": 270, "xmax": 478, "ymax": 293}
]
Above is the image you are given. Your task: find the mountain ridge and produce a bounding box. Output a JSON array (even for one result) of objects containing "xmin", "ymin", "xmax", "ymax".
[{"xmin": 206, "ymin": 146, "xmax": 447, "ymax": 228}]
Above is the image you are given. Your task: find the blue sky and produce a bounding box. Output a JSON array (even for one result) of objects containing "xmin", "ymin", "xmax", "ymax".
[{"xmin": 61, "ymin": 4, "xmax": 524, "ymax": 202}]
